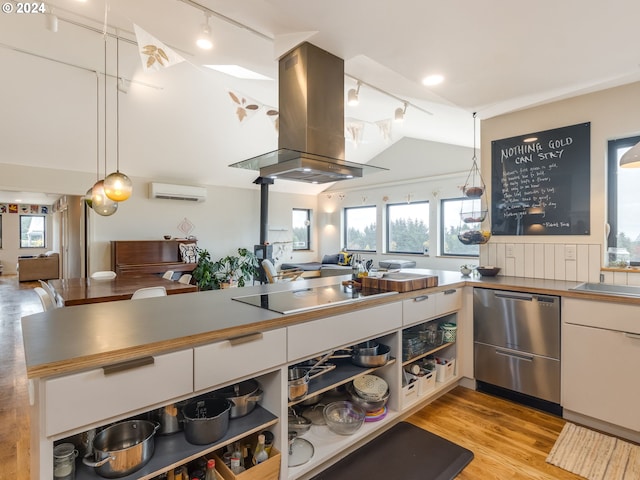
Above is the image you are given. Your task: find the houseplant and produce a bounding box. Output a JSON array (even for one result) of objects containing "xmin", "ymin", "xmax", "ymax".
[{"xmin": 192, "ymin": 247, "xmax": 259, "ymax": 290}]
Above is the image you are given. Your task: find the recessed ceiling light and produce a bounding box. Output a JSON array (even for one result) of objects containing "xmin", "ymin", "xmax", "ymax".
[
  {"xmin": 203, "ymin": 65, "xmax": 272, "ymax": 80},
  {"xmin": 422, "ymin": 74, "xmax": 444, "ymax": 86}
]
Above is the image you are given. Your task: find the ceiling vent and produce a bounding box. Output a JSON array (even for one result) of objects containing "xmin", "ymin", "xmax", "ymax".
[{"xmin": 149, "ymin": 183, "xmax": 207, "ymax": 202}]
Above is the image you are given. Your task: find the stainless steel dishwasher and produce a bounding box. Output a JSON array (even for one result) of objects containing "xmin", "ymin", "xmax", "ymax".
[{"xmin": 473, "ymin": 287, "xmax": 561, "ymax": 415}]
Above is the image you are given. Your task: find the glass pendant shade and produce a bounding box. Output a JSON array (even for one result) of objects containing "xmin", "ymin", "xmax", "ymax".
[
  {"xmin": 619, "ymin": 142, "xmax": 640, "ymax": 168},
  {"xmin": 104, "ymin": 171, "xmax": 133, "ymax": 201},
  {"xmin": 84, "ymin": 187, "xmax": 93, "ymax": 208},
  {"xmin": 91, "ymin": 180, "xmax": 118, "ymax": 216}
]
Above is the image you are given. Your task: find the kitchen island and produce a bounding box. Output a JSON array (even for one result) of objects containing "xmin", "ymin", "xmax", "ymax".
[{"xmin": 22, "ymin": 269, "xmax": 640, "ymax": 479}]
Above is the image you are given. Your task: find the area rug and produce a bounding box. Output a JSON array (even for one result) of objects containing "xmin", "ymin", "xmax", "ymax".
[
  {"xmin": 311, "ymin": 421, "xmax": 473, "ymax": 480},
  {"xmin": 546, "ymin": 422, "xmax": 640, "ymax": 480}
]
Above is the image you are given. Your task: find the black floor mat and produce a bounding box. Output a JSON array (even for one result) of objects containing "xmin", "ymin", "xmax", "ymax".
[{"xmin": 310, "ymin": 421, "xmax": 474, "ymax": 480}]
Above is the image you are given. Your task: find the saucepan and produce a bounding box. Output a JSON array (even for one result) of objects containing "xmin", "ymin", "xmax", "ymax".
[
  {"xmin": 288, "ymin": 351, "xmax": 334, "ymax": 401},
  {"xmin": 331, "ymin": 342, "xmax": 391, "ymax": 368},
  {"xmin": 210, "ymin": 378, "xmax": 263, "ymax": 418}
]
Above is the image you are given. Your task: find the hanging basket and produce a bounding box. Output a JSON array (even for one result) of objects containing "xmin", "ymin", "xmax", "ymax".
[
  {"xmin": 462, "ymin": 159, "xmax": 486, "ymax": 198},
  {"xmin": 458, "ymin": 230, "xmax": 491, "ymax": 245},
  {"xmin": 460, "ymin": 209, "xmax": 488, "ymax": 223}
]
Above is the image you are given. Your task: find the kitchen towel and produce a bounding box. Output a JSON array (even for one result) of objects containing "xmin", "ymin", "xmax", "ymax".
[{"xmin": 546, "ymin": 422, "xmax": 640, "ymax": 480}]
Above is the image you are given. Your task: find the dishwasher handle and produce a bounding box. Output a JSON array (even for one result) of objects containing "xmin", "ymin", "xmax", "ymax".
[
  {"xmin": 495, "ymin": 292, "xmax": 534, "ymax": 301},
  {"xmin": 495, "ymin": 348, "xmax": 534, "ymax": 362}
]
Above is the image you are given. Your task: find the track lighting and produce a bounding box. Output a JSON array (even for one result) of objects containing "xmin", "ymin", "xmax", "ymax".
[
  {"xmin": 196, "ymin": 13, "xmax": 213, "ymax": 50},
  {"xmin": 394, "ymin": 102, "xmax": 408, "ymax": 122},
  {"xmin": 347, "ymin": 82, "xmax": 360, "ymax": 106}
]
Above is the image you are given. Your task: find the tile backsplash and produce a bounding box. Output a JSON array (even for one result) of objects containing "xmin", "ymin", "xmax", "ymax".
[{"xmin": 480, "ymin": 243, "xmax": 602, "ymax": 283}]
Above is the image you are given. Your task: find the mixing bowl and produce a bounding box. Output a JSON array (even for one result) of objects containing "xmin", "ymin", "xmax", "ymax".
[{"xmin": 323, "ymin": 401, "xmax": 365, "ymax": 435}]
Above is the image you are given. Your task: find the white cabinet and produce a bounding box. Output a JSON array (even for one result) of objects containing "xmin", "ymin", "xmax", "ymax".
[
  {"xmin": 194, "ymin": 328, "xmax": 287, "ymax": 391},
  {"xmin": 403, "ymin": 288, "xmax": 461, "ymax": 326},
  {"xmin": 562, "ymin": 298, "xmax": 640, "ymax": 435},
  {"xmin": 287, "ymin": 302, "xmax": 402, "ymax": 361},
  {"xmin": 45, "ymin": 349, "xmax": 193, "ymax": 436}
]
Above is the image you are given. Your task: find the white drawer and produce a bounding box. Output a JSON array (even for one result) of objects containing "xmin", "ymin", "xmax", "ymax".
[
  {"xmin": 194, "ymin": 328, "xmax": 286, "ymax": 391},
  {"xmin": 45, "ymin": 349, "xmax": 193, "ymax": 436},
  {"xmin": 287, "ymin": 302, "xmax": 402, "ymax": 362},
  {"xmin": 403, "ymin": 293, "xmax": 436, "ymax": 326},
  {"xmin": 435, "ymin": 288, "xmax": 462, "ymax": 316}
]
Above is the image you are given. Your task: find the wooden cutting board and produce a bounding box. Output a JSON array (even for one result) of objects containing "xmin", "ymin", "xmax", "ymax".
[{"xmin": 361, "ymin": 274, "xmax": 438, "ymax": 292}]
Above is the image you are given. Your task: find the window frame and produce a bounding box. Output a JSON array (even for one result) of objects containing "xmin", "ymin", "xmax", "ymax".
[
  {"xmin": 343, "ymin": 205, "xmax": 377, "ymax": 252},
  {"xmin": 292, "ymin": 208, "xmax": 311, "ymax": 251},
  {"xmin": 19, "ymin": 214, "xmax": 46, "ymax": 248},
  {"xmin": 607, "ymin": 135, "xmax": 640, "ymax": 251},
  {"xmin": 440, "ymin": 197, "xmax": 480, "ymax": 258},
  {"xmin": 385, "ymin": 200, "xmax": 430, "ymax": 254}
]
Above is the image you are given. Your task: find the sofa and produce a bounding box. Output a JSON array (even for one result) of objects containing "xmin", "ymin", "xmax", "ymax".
[
  {"xmin": 281, "ymin": 253, "xmax": 354, "ymax": 278},
  {"xmin": 18, "ymin": 252, "xmax": 60, "ymax": 282}
]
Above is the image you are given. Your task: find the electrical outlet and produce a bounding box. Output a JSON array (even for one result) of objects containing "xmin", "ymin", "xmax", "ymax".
[
  {"xmin": 506, "ymin": 244, "xmax": 515, "ymax": 258},
  {"xmin": 565, "ymin": 245, "xmax": 577, "ymax": 260}
]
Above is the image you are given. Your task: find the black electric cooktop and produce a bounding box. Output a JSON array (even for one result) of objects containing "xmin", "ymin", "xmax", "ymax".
[{"xmin": 232, "ymin": 284, "xmax": 397, "ymax": 314}]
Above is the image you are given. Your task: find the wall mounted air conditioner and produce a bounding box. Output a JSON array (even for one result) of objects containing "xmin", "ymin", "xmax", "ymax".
[{"xmin": 149, "ymin": 183, "xmax": 207, "ymax": 202}]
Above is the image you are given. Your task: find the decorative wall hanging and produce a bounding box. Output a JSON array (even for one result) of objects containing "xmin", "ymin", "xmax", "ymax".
[
  {"xmin": 491, "ymin": 122, "xmax": 590, "ymax": 235},
  {"xmin": 133, "ymin": 24, "xmax": 185, "ymax": 72},
  {"xmin": 0, "ymin": 204, "xmax": 49, "ymax": 214},
  {"xmin": 346, "ymin": 118, "xmax": 365, "ymax": 147},
  {"xmin": 375, "ymin": 119, "xmax": 392, "ymax": 144},
  {"xmin": 264, "ymin": 106, "xmax": 279, "ymax": 133},
  {"xmin": 177, "ymin": 217, "xmax": 195, "ymax": 237},
  {"xmin": 228, "ymin": 90, "xmax": 261, "ymax": 123}
]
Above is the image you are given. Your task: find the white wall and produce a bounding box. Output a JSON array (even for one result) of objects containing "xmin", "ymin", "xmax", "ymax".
[
  {"xmin": 480, "ymin": 81, "xmax": 640, "ymax": 283},
  {"xmin": 318, "ymin": 137, "xmax": 478, "ymax": 271},
  {"xmin": 0, "ymin": 163, "xmax": 318, "ymax": 274}
]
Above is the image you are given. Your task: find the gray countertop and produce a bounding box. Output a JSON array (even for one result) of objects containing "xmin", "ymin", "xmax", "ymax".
[{"xmin": 20, "ymin": 269, "xmax": 625, "ymax": 379}]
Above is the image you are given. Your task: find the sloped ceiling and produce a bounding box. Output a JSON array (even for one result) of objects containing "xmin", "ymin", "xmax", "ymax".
[{"xmin": 0, "ymin": 0, "xmax": 639, "ymax": 201}]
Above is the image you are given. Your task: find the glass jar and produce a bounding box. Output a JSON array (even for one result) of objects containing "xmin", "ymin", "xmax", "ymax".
[{"xmin": 53, "ymin": 443, "xmax": 78, "ymax": 480}]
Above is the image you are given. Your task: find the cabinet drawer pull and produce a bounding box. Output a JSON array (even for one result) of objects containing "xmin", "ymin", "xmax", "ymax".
[
  {"xmin": 443, "ymin": 289, "xmax": 457, "ymax": 295},
  {"xmin": 228, "ymin": 332, "xmax": 264, "ymax": 346},
  {"xmin": 413, "ymin": 295, "xmax": 429, "ymax": 302},
  {"xmin": 495, "ymin": 349, "xmax": 533, "ymax": 362},
  {"xmin": 624, "ymin": 332, "xmax": 640, "ymax": 340},
  {"xmin": 102, "ymin": 356, "xmax": 154, "ymax": 375}
]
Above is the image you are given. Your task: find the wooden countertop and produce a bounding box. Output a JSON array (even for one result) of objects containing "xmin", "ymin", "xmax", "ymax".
[{"xmin": 20, "ymin": 269, "xmax": 637, "ymax": 380}]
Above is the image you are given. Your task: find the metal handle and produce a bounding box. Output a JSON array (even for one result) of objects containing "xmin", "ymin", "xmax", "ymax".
[
  {"xmin": 413, "ymin": 295, "xmax": 429, "ymax": 302},
  {"xmin": 495, "ymin": 292, "xmax": 533, "ymax": 301},
  {"xmin": 443, "ymin": 289, "xmax": 457, "ymax": 295},
  {"xmin": 228, "ymin": 332, "xmax": 263, "ymax": 346},
  {"xmin": 624, "ymin": 332, "xmax": 640, "ymax": 340},
  {"xmin": 83, "ymin": 454, "xmax": 114, "ymax": 468},
  {"xmin": 102, "ymin": 356, "xmax": 154, "ymax": 375},
  {"xmin": 495, "ymin": 349, "xmax": 533, "ymax": 362}
]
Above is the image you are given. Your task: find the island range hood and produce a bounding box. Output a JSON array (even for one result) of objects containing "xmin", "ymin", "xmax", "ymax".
[{"xmin": 229, "ymin": 42, "xmax": 387, "ymax": 183}]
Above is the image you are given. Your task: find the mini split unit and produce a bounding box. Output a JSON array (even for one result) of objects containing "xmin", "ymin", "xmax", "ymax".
[{"xmin": 148, "ymin": 182, "xmax": 207, "ymax": 202}]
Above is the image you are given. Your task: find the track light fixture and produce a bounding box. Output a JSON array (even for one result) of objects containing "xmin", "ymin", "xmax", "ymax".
[
  {"xmin": 347, "ymin": 82, "xmax": 360, "ymax": 106},
  {"xmin": 196, "ymin": 12, "xmax": 213, "ymax": 50},
  {"xmin": 45, "ymin": 10, "xmax": 58, "ymax": 32},
  {"xmin": 394, "ymin": 102, "xmax": 408, "ymax": 122}
]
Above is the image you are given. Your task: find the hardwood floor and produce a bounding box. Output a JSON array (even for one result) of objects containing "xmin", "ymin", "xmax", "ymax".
[{"xmin": 0, "ymin": 275, "xmax": 581, "ymax": 480}]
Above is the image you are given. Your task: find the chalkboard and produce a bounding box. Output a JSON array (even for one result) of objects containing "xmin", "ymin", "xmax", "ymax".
[{"xmin": 491, "ymin": 122, "xmax": 590, "ymax": 235}]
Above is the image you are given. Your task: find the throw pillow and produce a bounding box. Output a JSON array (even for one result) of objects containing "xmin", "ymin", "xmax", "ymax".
[
  {"xmin": 179, "ymin": 243, "xmax": 198, "ymax": 263},
  {"xmin": 337, "ymin": 251, "xmax": 352, "ymax": 266},
  {"xmin": 322, "ymin": 254, "xmax": 341, "ymax": 264}
]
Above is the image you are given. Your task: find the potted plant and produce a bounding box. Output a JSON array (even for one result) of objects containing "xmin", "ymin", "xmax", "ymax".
[{"xmin": 191, "ymin": 247, "xmax": 259, "ymax": 290}]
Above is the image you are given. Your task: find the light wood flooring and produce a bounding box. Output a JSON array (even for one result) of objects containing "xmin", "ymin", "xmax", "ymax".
[{"xmin": 0, "ymin": 275, "xmax": 582, "ymax": 480}]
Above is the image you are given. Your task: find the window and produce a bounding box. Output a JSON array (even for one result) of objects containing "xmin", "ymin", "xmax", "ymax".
[
  {"xmin": 441, "ymin": 198, "xmax": 480, "ymax": 257},
  {"xmin": 292, "ymin": 208, "xmax": 311, "ymax": 250},
  {"xmin": 344, "ymin": 206, "xmax": 377, "ymax": 251},
  {"xmin": 607, "ymin": 135, "xmax": 640, "ymax": 264},
  {"xmin": 0, "ymin": 214, "xmax": 2, "ymax": 249},
  {"xmin": 20, "ymin": 215, "xmax": 46, "ymax": 248},
  {"xmin": 386, "ymin": 201, "xmax": 429, "ymax": 254}
]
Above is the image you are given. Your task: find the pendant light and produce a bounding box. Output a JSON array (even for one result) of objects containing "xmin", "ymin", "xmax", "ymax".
[
  {"xmin": 92, "ymin": 35, "xmax": 118, "ymax": 216},
  {"xmin": 104, "ymin": 36, "xmax": 133, "ymax": 201},
  {"xmin": 619, "ymin": 141, "xmax": 640, "ymax": 168}
]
